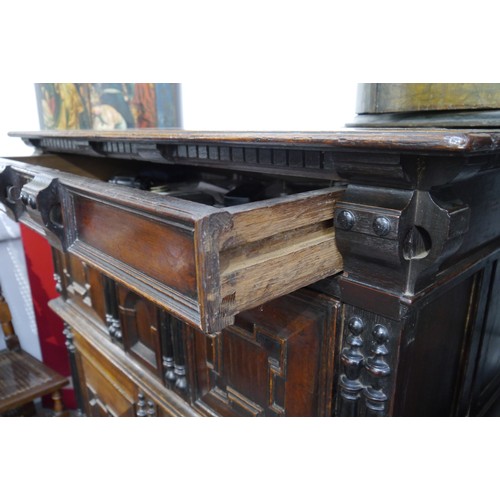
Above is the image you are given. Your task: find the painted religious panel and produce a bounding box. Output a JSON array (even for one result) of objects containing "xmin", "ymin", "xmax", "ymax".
[{"xmin": 35, "ymin": 83, "xmax": 182, "ymax": 130}]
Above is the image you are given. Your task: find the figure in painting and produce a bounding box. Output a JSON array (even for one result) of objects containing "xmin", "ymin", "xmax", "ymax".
[
  {"xmin": 36, "ymin": 83, "xmax": 91, "ymax": 130},
  {"xmin": 92, "ymin": 104, "xmax": 128, "ymax": 130},
  {"xmin": 39, "ymin": 85, "xmax": 57, "ymax": 129},
  {"xmin": 54, "ymin": 83, "xmax": 86, "ymax": 129},
  {"xmin": 95, "ymin": 83, "xmax": 135, "ymax": 128},
  {"xmin": 90, "ymin": 84, "xmax": 128, "ymax": 130},
  {"xmin": 132, "ymin": 83, "xmax": 157, "ymax": 128}
]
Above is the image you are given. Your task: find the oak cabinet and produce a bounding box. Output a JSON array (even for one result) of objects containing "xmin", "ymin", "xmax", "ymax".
[{"xmin": 2, "ymin": 129, "xmax": 500, "ymax": 416}]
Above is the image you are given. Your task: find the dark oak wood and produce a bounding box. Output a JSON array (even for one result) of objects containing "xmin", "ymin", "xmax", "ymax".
[
  {"xmin": 3, "ymin": 128, "xmax": 500, "ymax": 416},
  {"xmin": 191, "ymin": 289, "xmax": 340, "ymax": 417},
  {"xmin": 11, "ymin": 128, "xmax": 500, "ymax": 153}
]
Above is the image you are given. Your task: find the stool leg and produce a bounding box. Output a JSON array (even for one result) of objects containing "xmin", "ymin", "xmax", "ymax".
[{"xmin": 51, "ymin": 390, "xmax": 67, "ymax": 417}]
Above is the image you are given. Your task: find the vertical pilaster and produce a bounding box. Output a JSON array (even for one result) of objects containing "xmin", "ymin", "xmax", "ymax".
[
  {"xmin": 62, "ymin": 323, "xmax": 85, "ymax": 416},
  {"xmin": 333, "ymin": 153, "xmax": 471, "ymax": 416}
]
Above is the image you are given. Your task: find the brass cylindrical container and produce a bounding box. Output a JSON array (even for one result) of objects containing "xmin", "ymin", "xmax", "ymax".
[{"xmin": 350, "ymin": 83, "xmax": 500, "ymax": 127}]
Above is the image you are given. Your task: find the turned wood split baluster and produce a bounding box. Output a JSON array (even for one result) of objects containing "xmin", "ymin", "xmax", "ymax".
[{"xmin": 338, "ymin": 316, "xmax": 365, "ymax": 416}]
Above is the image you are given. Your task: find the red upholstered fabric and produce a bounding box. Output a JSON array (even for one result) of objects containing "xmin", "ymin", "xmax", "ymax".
[{"xmin": 20, "ymin": 225, "xmax": 75, "ymax": 409}]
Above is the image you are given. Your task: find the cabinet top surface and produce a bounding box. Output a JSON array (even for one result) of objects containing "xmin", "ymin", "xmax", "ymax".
[{"xmin": 9, "ymin": 128, "xmax": 500, "ymax": 154}]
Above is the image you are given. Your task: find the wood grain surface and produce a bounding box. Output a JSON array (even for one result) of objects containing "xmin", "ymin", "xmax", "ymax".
[{"xmin": 11, "ymin": 128, "xmax": 500, "ymax": 153}]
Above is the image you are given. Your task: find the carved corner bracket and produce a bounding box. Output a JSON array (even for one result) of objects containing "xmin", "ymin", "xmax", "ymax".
[
  {"xmin": 0, "ymin": 164, "xmax": 71, "ymax": 252},
  {"xmin": 0, "ymin": 164, "xmax": 25, "ymax": 220},
  {"xmin": 334, "ymin": 184, "xmax": 470, "ymax": 296},
  {"xmin": 19, "ymin": 173, "xmax": 69, "ymax": 251}
]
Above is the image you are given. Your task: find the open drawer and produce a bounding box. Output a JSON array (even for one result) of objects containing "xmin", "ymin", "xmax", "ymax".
[{"xmin": 0, "ymin": 156, "xmax": 343, "ymax": 333}]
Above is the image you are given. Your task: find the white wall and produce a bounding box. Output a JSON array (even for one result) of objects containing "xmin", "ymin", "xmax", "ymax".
[
  {"xmin": 181, "ymin": 82, "xmax": 358, "ymax": 131},
  {"xmin": 0, "ymin": 83, "xmax": 40, "ymax": 156}
]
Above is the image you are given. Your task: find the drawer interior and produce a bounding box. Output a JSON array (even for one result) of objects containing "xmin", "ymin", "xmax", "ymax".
[{"xmin": 13, "ymin": 152, "xmax": 338, "ymax": 206}]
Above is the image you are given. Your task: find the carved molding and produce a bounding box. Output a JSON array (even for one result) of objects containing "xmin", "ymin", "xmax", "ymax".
[
  {"xmin": 66, "ymin": 260, "xmax": 92, "ymax": 307},
  {"xmin": 135, "ymin": 391, "xmax": 157, "ymax": 417},
  {"xmin": 103, "ymin": 277, "xmax": 122, "ymax": 341},
  {"xmin": 53, "ymin": 273, "xmax": 63, "ymax": 294}
]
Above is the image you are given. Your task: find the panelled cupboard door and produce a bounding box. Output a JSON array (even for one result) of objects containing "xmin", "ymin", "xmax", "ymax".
[
  {"xmin": 53, "ymin": 250, "xmax": 108, "ymax": 328},
  {"xmin": 73, "ymin": 328, "xmax": 167, "ymax": 417},
  {"xmin": 190, "ymin": 289, "xmax": 341, "ymax": 417},
  {"xmin": 75, "ymin": 328, "xmax": 137, "ymax": 417},
  {"xmin": 50, "ymin": 211, "xmax": 339, "ymax": 417}
]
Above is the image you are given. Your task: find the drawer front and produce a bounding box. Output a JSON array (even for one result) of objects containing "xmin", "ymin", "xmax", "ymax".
[{"xmin": 1, "ymin": 159, "xmax": 343, "ymax": 333}]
